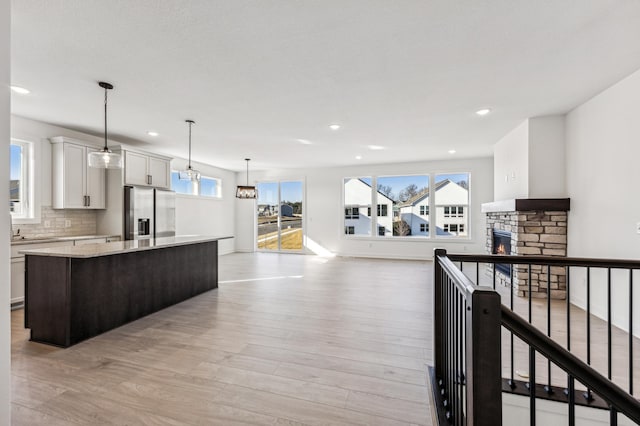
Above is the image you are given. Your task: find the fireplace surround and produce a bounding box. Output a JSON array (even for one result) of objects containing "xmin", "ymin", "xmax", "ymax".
[{"xmin": 482, "ymin": 198, "xmax": 570, "ymax": 299}]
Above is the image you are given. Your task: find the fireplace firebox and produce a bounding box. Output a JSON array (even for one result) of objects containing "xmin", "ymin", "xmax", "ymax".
[{"xmin": 492, "ymin": 230, "xmax": 512, "ymax": 276}]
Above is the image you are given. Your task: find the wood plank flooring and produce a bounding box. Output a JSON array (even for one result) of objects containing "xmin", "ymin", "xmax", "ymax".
[{"xmin": 11, "ymin": 253, "xmax": 434, "ymax": 425}]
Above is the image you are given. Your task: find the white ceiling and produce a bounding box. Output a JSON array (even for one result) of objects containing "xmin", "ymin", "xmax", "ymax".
[{"xmin": 10, "ymin": 0, "xmax": 640, "ymax": 172}]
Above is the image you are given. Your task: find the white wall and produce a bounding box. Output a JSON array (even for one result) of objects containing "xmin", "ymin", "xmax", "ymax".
[
  {"xmin": 172, "ymin": 158, "xmax": 236, "ymax": 254},
  {"xmin": 237, "ymin": 157, "xmax": 493, "ymax": 260},
  {"xmin": 566, "ymin": 66, "xmax": 640, "ymax": 336},
  {"xmin": 493, "ymin": 116, "xmax": 566, "ymax": 200},
  {"xmin": 494, "ymin": 120, "xmax": 529, "ymax": 200},
  {"xmin": 0, "ymin": 0, "xmax": 11, "ymax": 422},
  {"xmin": 528, "ymin": 116, "xmax": 566, "ymax": 198}
]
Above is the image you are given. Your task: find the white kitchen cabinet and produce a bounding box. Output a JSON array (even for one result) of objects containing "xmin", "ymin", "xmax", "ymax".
[
  {"xmin": 51, "ymin": 137, "xmax": 106, "ymax": 209},
  {"xmin": 124, "ymin": 150, "xmax": 170, "ymax": 189}
]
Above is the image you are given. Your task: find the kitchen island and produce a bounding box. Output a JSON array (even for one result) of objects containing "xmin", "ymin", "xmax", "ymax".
[{"xmin": 22, "ymin": 236, "xmax": 232, "ymax": 347}]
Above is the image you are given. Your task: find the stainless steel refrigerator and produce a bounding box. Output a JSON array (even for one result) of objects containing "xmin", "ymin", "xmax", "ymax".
[{"xmin": 124, "ymin": 186, "xmax": 176, "ymax": 240}]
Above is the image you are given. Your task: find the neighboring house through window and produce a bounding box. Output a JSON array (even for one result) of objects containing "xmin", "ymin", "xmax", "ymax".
[
  {"xmin": 10, "ymin": 140, "xmax": 35, "ymax": 220},
  {"xmin": 343, "ymin": 173, "xmax": 469, "ymax": 239}
]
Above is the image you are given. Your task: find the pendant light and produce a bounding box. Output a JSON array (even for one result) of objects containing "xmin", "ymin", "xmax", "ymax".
[
  {"xmin": 88, "ymin": 82, "xmax": 123, "ymax": 169},
  {"xmin": 179, "ymin": 119, "xmax": 201, "ymax": 181},
  {"xmin": 236, "ymin": 158, "xmax": 257, "ymax": 199}
]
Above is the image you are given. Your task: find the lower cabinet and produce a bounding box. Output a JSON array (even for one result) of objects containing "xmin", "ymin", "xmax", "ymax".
[{"xmin": 10, "ymin": 258, "xmax": 25, "ymax": 308}]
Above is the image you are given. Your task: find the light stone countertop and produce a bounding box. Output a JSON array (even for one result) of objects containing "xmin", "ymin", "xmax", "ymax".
[
  {"xmin": 20, "ymin": 235, "xmax": 233, "ymax": 258},
  {"xmin": 11, "ymin": 234, "xmax": 120, "ymax": 246}
]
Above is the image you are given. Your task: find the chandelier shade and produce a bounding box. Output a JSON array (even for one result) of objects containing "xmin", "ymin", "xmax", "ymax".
[{"xmin": 236, "ymin": 158, "xmax": 257, "ymax": 199}]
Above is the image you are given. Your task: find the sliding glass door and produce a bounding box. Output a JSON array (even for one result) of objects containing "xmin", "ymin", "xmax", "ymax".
[{"xmin": 256, "ymin": 180, "xmax": 303, "ymax": 252}]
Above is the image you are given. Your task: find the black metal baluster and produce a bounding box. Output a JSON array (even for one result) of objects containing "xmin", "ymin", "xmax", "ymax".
[
  {"xmin": 492, "ymin": 262, "xmax": 496, "ymax": 290},
  {"xmin": 585, "ymin": 267, "xmax": 592, "ymax": 401},
  {"xmin": 447, "ymin": 276, "xmax": 452, "ymax": 422},
  {"xmin": 630, "ymin": 270, "xmax": 634, "ymax": 396},
  {"xmin": 610, "ymin": 406, "xmax": 618, "ymax": 426},
  {"xmin": 453, "ymin": 286, "xmax": 458, "ymax": 426},
  {"xmin": 568, "ymin": 375, "xmax": 575, "ymax": 426},
  {"xmin": 458, "ymin": 292, "xmax": 464, "ymax": 426},
  {"xmin": 528, "ymin": 265, "xmax": 533, "ymax": 323},
  {"xmin": 529, "ymin": 347, "xmax": 536, "ymax": 426},
  {"xmin": 476, "ymin": 261, "xmax": 479, "ymax": 286},
  {"xmin": 566, "ymin": 267, "xmax": 572, "ymax": 398},
  {"xmin": 607, "ymin": 268, "xmax": 612, "ymax": 380},
  {"xmin": 567, "ymin": 267, "xmax": 571, "ymax": 351},
  {"xmin": 546, "ymin": 264, "xmax": 552, "ymax": 393},
  {"xmin": 509, "ymin": 264, "xmax": 515, "ymax": 388}
]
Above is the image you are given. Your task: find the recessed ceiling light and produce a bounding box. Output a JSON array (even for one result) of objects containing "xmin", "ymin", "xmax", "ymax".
[
  {"xmin": 367, "ymin": 145, "xmax": 385, "ymax": 150},
  {"xmin": 297, "ymin": 139, "xmax": 312, "ymax": 145},
  {"xmin": 147, "ymin": 131, "xmax": 159, "ymax": 137},
  {"xmin": 329, "ymin": 124, "xmax": 341, "ymax": 131},
  {"xmin": 448, "ymin": 149, "xmax": 456, "ymax": 154},
  {"xmin": 355, "ymin": 155, "xmax": 362, "ymax": 160},
  {"xmin": 11, "ymin": 86, "xmax": 30, "ymax": 95},
  {"xmin": 476, "ymin": 108, "xmax": 491, "ymax": 116}
]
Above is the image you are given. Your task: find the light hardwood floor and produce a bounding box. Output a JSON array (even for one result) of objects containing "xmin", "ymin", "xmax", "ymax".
[{"xmin": 11, "ymin": 253, "xmax": 434, "ymax": 425}]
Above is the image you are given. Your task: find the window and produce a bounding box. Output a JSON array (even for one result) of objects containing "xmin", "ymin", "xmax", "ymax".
[
  {"xmin": 444, "ymin": 206, "xmax": 463, "ymax": 217},
  {"xmin": 343, "ymin": 173, "xmax": 470, "ymax": 239},
  {"xmin": 377, "ymin": 174, "xmax": 429, "ymax": 238},
  {"xmin": 199, "ymin": 177, "xmax": 220, "ymax": 198},
  {"xmin": 345, "ymin": 206, "xmax": 360, "ymax": 219},
  {"xmin": 171, "ymin": 172, "xmax": 221, "ymax": 198},
  {"xmin": 343, "ymin": 177, "xmax": 372, "ymax": 236},
  {"xmin": 435, "ymin": 173, "xmax": 469, "ymax": 238},
  {"xmin": 10, "ymin": 140, "xmax": 34, "ymax": 220},
  {"xmin": 444, "ymin": 224, "xmax": 458, "ymax": 233}
]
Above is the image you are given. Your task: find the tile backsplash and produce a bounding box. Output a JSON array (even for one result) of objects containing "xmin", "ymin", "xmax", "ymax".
[{"xmin": 12, "ymin": 206, "xmax": 97, "ymax": 238}]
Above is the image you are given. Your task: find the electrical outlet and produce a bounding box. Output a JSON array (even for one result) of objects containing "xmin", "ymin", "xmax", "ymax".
[
  {"xmin": 44, "ymin": 220, "xmax": 51, "ymax": 228},
  {"xmin": 64, "ymin": 219, "xmax": 71, "ymax": 228}
]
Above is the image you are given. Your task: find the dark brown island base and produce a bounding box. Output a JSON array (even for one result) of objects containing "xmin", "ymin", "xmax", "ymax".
[{"xmin": 22, "ymin": 236, "xmax": 232, "ymax": 348}]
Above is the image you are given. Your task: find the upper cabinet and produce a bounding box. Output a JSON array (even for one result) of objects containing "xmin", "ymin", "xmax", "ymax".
[
  {"xmin": 124, "ymin": 150, "xmax": 170, "ymax": 189},
  {"xmin": 51, "ymin": 137, "xmax": 106, "ymax": 209}
]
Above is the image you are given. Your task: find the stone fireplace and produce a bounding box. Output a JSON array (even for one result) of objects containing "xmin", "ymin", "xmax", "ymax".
[{"xmin": 482, "ymin": 198, "xmax": 570, "ymax": 299}]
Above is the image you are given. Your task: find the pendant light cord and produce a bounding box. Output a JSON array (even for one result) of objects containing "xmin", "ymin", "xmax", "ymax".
[
  {"xmin": 246, "ymin": 160, "xmax": 249, "ymax": 185},
  {"xmin": 187, "ymin": 120, "xmax": 195, "ymax": 169},
  {"xmin": 103, "ymin": 87, "xmax": 108, "ymax": 150}
]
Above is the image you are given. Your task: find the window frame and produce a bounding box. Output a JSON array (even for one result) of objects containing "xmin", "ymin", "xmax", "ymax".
[
  {"xmin": 342, "ymin": 172, "xmax": 470, "ymax": 241},
  {"xmin": 10, "ymin": 138, "xmax": 39, "ymax": 224},
  {"xmin": 171, "ymin": 171, "xmax": 222, "ymax": 199}
]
